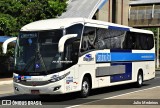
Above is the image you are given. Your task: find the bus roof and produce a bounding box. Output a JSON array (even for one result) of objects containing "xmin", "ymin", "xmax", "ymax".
[
  {"xmin": 21, "ymin": 18, "xmax": 84, "ymax": 31},
  {"xmin": 20, "ymin": 17, "xmax": 153, "ymax": 34}
]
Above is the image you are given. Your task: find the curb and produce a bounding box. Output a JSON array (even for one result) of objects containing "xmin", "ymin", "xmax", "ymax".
[{"xmin": 0, "ymin": 80, "xmax": 13, "ymax": 85}]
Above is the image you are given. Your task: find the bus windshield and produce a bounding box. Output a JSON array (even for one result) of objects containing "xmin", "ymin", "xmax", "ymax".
[
  {"xmin": 15, "ymin": 24, "xmax": 83, "ymax": 76},
  {"xmin": 15, "ymin": 30, "xmax": 64, "ymax": 75}
]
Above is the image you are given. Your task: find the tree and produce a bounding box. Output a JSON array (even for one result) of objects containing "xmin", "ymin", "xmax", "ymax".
[
  {"xmin": 0, "ymin": 14, "xmax": 17, "ymax": 36},
  {"xmin": 0, "ymin": 0, "xmax": 67, "ymax": 60},
  {"xmin": 0, "ymin": 0, "xmax": 67, "ymax": 36}
]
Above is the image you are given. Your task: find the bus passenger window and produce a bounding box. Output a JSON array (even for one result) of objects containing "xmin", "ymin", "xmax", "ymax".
[
  {"xmin": 81, "ymin": 26, "xmax": 96, "ymax": 52},
  {"xmin": 123, "ymin": 32, "xmax": 154, "ymax": 50},
  {"xmin": 96, "ymin": 28, "xmax": 108, "ymax": 49}
]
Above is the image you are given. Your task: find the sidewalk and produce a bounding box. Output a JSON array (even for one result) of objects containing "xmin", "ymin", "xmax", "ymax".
[
  {"xmin": 0, "ymin": 78, "xmax": 13, "ymax": 85},
  {"xmin": 0, "ymin": 76, "xmax": 13, "ymax": 95},
  {"xmin": 0, "ymin": 83, "xmax": 13, "ymax": 95},
  {"xmin": 0, "ymin": 78, "xmax": 12, "ymax": 82}
]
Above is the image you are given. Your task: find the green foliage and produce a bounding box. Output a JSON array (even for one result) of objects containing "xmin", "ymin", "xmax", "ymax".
[
  {"xmin": 0, "ymin": 44, "xmax": 14, "ymax": 71},
  {"xmin": 145, "ymin": 28, "xmax": 157, "ymax": 37},
  {"xmin": 0, "ymin": 44, "xmax": 14, "ymax": 57},
  {"xmin": 0, "ymin": 14, "xmax": 17, "ymax": 36},
  {"xmin": 48, "ymin": 0, "xmax": 67, "ymax": 16},
  {"xmin": 0, "ymin": 0, "xmax": 67, "ymax": 36},
  {"xmin": 145, "ymin": 28, "xmax": 159, "ymax": 45}
]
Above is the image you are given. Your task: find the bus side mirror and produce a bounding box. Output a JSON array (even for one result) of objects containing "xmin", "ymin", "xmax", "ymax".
[
  {"xmin": 2, "ymin": 37, "xmax": 17, "ymax": 54},
  {"xmin": 58, "ymin": 34, "xmax": 77, "ymax": 53}
]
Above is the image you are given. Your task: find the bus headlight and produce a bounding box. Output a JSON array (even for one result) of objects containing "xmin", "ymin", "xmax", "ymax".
[
  {"xmin": 13, "ymin": 78, "xmax": 19, "ymax": 82},
  {"xmin": 49, "ymin": 72, "xmax": 70, "ymax": 82},
  {"xmin": 13, "ymin": 75, "xmax": 20, "ymax": 82}
]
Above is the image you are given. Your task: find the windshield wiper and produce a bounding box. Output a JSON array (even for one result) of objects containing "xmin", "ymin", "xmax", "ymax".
[
  {"xmin": 23, "ymin": 44, "xmax": 48, "ymax": 74},
  {"xmin": 35, "ymin": 43, "xmax": 48, "ymax": 74},
  {"xmin": 23, "ymin": 55, "xmax": 36, "ymax": 72}
]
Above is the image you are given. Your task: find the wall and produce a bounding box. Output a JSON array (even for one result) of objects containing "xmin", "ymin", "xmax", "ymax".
[{"xmin": 96, "ymin": 0, "xmax": 129, "ymax": 26}]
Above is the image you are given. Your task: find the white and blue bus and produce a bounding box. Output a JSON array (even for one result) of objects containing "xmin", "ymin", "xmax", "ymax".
[{"xmin": 3, "ymin": 18, "xmax": 155, "ymax": 97}]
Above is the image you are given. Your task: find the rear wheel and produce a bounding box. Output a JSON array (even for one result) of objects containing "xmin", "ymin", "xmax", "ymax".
[
  {"xmin": 79, "ymin": 77, "xmax": 91, "ymax": 98},
  {"xmin": 135, "ymin": 72, "xmax": 143, "ymax": 87}
]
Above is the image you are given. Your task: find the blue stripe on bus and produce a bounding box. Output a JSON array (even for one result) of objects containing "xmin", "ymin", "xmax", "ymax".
[
  {"xmin": 111, "ymin": 63, "xmax": 132, "ymax": 82},
  {"xmin": 98, "ymin": 0, "xmax": 108, "ymax": 10},
  {"xmin": 108, "ymin": 26, "xmax": 130, "ymax": 31},
  {"xmin": 96, "ymin": 53, "xmax": 155, "ymax": 62},
  {"xmin": 14, "ymin": 75, "xmax": 31, "ymax": 80}
]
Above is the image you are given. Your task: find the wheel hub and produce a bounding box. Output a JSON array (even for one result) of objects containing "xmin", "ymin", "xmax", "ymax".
[
  {"xmin": 82, "ymin": 81, "xmax": 89, "ymax": 94},
  {"xmin": 139, "ymin": 75, "xmax": 142, "ymax": 85}
]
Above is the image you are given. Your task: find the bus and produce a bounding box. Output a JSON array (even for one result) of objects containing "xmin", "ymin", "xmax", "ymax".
[{"xmin": 3, "ymin": 18, "xmax": 155, "ymax": 98}]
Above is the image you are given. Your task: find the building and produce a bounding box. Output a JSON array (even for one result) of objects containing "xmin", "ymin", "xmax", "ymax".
[
  {"xmin": 129, "ymin": 0, "xmax": 160, "ymax": 27},
  {"xmin": 95, "ymin": 0, "xmax": 129, "ymax": 26},
  {"xmin": 60, "ymin": 0, "xmax": 129, "ymax": 26}
]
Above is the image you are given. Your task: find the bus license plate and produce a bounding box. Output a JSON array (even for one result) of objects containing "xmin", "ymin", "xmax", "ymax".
[{"xmin": 31, "ymin": 90, "xmax": 40, "ymax": 94}]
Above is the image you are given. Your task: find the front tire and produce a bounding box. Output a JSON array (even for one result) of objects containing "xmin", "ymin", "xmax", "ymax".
[
  {"xmin": 135, "ymin": 72, "xmax": 143, "ymax": 87},
  {"xmin": 79, "ymin": 77, "xmax": 91, "ymax": 98}
]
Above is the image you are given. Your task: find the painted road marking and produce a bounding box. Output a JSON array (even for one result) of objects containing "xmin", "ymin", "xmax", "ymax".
[{"xmin": 66, "ymin": 86, "xmax": 160, "ymax": 108}]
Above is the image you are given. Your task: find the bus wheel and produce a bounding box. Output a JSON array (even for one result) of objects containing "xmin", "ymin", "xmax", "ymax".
[
  {"xmin": 80, "ymin": 77, "xmax": 90, "ymax": 98},
  {"xmin": 135, "ymin": 72, "xmax": 143, "ymax": 88}
]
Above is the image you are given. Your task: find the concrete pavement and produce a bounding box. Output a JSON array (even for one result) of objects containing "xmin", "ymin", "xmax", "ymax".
[
  {"xmin": 0, "ymin": 71, "xmax": 160, "ymax": 108},
  {"xmin": 0, "ymin": 77, "xmax": 13, "ymax": 95},
  {"xmin": 0, "ymin": 76, "xmax": 160, "ymax": 108},
  {"xmin": 0, "ymin": 78, "xmax": 12, "ymax": 85},
  {"xmin": 72, "ymin": 86, "xmax": 160, "ymax": 108},
  {"xmin": 0, "ymin": 84, "xmax": 13, "ymax": 95}
]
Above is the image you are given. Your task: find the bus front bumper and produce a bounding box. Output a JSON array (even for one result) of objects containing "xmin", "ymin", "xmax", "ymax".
[{"xmin": 13, "ymin": 80, "xmax": 65, "ymax": 95}]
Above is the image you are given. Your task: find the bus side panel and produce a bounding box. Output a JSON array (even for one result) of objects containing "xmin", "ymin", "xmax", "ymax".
[
  {"xmin": 110, "ymin": 63, "xmax": 132, "ymax": 82},
  {"xmin": 78, "ymin": 64, "xmax": 97, "ymax": 89},
  {"xmin": 132, "ymin": 50, "xmax": 155, "ymax": 81},
  {"xmin": 109, "ymin": 49, "xmax": 132, "ymax": 83},
  {"xmin": 132, "ymin": 61, "xmax": 155, "ymax": 81},
  {"xmin": 95, "ymin": 63, "xmax": 111, "ymax": 88}
]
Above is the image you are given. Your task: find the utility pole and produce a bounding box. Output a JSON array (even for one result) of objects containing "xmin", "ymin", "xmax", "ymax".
[{"xmin": 157, "ymin": 28, "xmax": 159, "ymax": 68}]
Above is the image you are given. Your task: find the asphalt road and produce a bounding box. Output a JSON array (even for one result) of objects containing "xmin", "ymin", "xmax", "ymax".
[{"xmin": 0, "ymin": 71, "xmax": 160, "ymax": 108}]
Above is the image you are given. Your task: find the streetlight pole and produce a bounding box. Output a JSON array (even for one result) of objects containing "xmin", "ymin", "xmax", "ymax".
[{"xmin": 157, "ymin": 28, "xmax": 159, "ymax": 68}]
